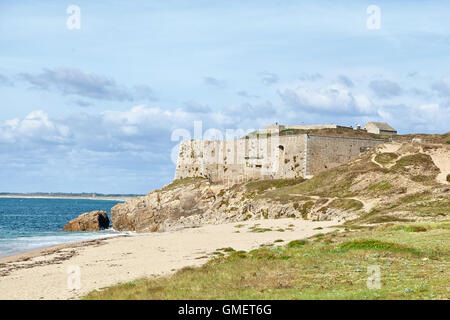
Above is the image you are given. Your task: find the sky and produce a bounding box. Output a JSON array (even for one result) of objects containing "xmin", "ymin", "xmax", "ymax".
[{"xmin": 0, "ymin": 0, "xmax": 449, "ymax": 194}]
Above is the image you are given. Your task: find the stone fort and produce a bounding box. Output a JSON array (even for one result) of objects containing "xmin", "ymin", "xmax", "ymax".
[{"xmin": 175, "ymin": 123, "xmax": 393, "ymax": 184}]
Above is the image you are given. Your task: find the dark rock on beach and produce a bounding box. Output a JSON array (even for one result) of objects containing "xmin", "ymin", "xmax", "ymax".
[{"xmin": 63, "ymin": 210, "xmax": 110, "ymax": 231}]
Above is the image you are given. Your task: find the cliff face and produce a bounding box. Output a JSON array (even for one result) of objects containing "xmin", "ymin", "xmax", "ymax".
[
  {"xmin": 111, "ymin": 142, "xmax": 450, "ymax": 232},
  {"xmin": 110, "ymin": 181, "xmax": 215, "ymax": 232},
  {"xmin": 110, "ymin": 178, "xmax": 355, "ymax": 232}
]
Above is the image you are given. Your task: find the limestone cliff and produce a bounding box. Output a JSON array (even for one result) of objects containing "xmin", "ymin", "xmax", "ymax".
[{"xmin": 110, "ymin": 179, "xmax": 351, "ymax": 233}]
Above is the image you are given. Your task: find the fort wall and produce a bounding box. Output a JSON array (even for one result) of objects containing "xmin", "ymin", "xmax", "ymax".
[
  {"xmin": 175, "ymin": 134, "xmax": 385, "ymax": 184},
  {"xmin": 305, "ymin": 135, "xmax": 384, "ymax": 176}
]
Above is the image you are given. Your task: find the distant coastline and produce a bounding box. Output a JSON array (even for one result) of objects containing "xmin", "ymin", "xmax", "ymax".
[{"xmin": 0, "ymin": 193, "xmax": 143, "ymax": 201}]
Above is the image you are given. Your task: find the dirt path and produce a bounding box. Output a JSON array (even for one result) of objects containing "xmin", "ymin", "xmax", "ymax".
[
  {"xmin": 348, "ymin": 197, "xmax": 380, "ymax": 213},
  {"xmin": 426, "ymin": 149, "xmax": 450, "ymax": 185}
]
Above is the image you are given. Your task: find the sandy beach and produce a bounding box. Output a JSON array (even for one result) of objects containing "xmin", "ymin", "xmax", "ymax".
[{"xmin": 0, "ymin": 218, "xmax": 339, "ymax": 300}]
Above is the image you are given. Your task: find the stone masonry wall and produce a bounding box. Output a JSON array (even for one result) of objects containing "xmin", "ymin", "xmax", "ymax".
[
  {"xmin": 175, "ymin": 135, "xmax": 307, "ymax": 184},
  {"xmin": 175, "ymin": 134, "xmax": 384, "ymax": 183},
  {"xmin": 305, "ymin": 135, "xmax": 384, "ymax": 176}
]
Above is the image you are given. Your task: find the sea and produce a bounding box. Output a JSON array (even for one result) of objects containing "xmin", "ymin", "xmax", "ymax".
[{"xmin": 0, "ymin": 197, "xmax": 130, "ymax": 258}]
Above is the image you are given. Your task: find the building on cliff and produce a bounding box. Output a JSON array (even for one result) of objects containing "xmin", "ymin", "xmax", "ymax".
[
  {"xmin": 362, "ymin": 122, "xmax": 397, "ymax": 136},
  {"xmin": 175, "ymin": 123, "xmax": 392, "ymax": 184}
]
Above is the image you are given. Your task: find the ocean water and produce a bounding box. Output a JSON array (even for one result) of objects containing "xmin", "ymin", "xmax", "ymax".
[{"xmin": 0, "ymin": 198, "xmax": 129, "ymax": 258}]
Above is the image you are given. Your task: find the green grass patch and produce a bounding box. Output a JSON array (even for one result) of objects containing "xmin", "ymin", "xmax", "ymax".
[
  {"xmin": 395, "ymin": 225, "xmax": 427, "ymax": 232},
  {"xmin": 249, "ymin": 227, "xmax": 272, "ymax": 233},
  {"xmin": 287, "ymin": 239, "xmax": 307, "ymax": 248},
  {"xmin": 217, "ymin": 247, "xmax": 236, "ymax": 252},
  {"xmin": 329, "ymin": 198, "xmax": 363, "ymax": 211},
  {"xmin": 339, "ymin": 239, "xmax": 421, "ymax": 255},
  {"xmin": 245, "ymin": 178, "xmax": 305, "ymax": 194},
  {"xmin": 395, "ymin": 191, "xmax": 432, "ymax": 205},
  {"xmin": 392, "ymin": 154, "xmax": 439, "ymax": 180},
  {"xmin": 161, "ymin": 177, "xmax": 207, "ymax": 191},
  {"xmin": 249, "ymin": 248, "xmax": 277, "ymax": 260},
  {"xmin": 367, "ymin": 180, "xmax": 393, "ymax": 193},
  {"xmin": 362, "ymin": 214, "xmax": 413, "ymax": 224},
  {"xmin": 374, "ymin": 152, "xmax": 398, "ymax": 165}
]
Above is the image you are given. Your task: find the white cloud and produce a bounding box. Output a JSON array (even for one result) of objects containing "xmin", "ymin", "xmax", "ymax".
[
  {"xmin": 279, "ymin": 84, "xmax": 376, "ymax": 115},
  {"xmin": 376, "ymin": 103, "xmax": 449, "ymax": 133},
  {"xmin": 432, "ymin": 77, "xmax": 450, "ymax": 97},
  {"xmin": 369, "ymin": 79, "xmax": 403, "ymax": 98},
  {"xmin": 0, "ymin": 110, "xmax": 71, "ymax": 144},
  {"xmin": 19, "ymin": 68, "xmax": 157, "ymax": 102}
]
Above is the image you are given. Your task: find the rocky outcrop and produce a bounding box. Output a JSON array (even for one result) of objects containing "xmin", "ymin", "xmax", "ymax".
[
  {"xmin": 109, "ymin": 179, "xmax": 354, "ymax": 233},
  {"xmin": 110, "ymin": 182, "xmax": 215, "ymax": 232},
  {"xmin": 63, "ymin": 210, "xmax": 110, "ymax": 231}
]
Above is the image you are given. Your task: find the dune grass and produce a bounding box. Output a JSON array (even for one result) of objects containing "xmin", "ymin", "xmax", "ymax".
[
  {"xmin": 374, "ymin": 153, "xmax": 398, "ymax": 165},
  {"xmin": 245, "ymin": 178, "xmax": 305, "ymax": 194},
  {"xmin": 161, "ymin": 177, "xmax": 207, "ymax": 191},
  {"xmin": 329, "ymin": 199, "xmax": 364, "ymax": 211},
  {"xmin": 84, "ymin": 221, "xmax": 449, "ymax": 300}
]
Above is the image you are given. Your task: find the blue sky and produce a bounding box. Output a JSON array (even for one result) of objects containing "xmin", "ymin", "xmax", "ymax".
[{"xmin": 0, "ymin": 0, "xmax": 449, "ymax": 193}]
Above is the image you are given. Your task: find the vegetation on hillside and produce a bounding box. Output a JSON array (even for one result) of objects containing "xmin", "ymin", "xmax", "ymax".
[{"xmin": 160, "ymin": 177, "xmax": 208, "ymax": 191}]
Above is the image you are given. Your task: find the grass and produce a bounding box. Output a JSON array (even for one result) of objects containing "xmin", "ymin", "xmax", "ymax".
[
  {"xmin": 367, "ymin": 181, "xmax": 393, "ymax": 193},
  {"xmin": 339, "ymin": 240, "xmax": 421, "ymax": 256},
  {"xmin": 329, "ymin": 199, "xmax": 364, "ymax": 211},
  {"xmin": 287, "ymin": 239, "xmax": 307, "ymax": 248},
  {"xmin": 161, "ymin": 177, "xmax": 207, "ymax": 191},
  {"xmin": 392, "ymin": 154, "xmax": 438, "ymax": 173},
  {"xmin": 249, "ymin": 227, "xmax": 273, "ymax": 233},
  {"xmin": 354, "ymin": 191, "xmax": 450, "ymax": 223},
  {"xmin": 244, "ymin": 146, "xmax": 443, "ymax": 207},
  {"xmin": 263, "ymin": 156, "xmax": 388, "ymax": 200},
  {"xmin": 217, "ymin": 247, "xmax": 236, "ymax": 253},
  {"xmin": 377, "ymin": 192, "xmax": 450, "ymax": 217},
  {"xmin": 245, "ymin": 178, "xmax": 305, "ymax": 194},
  {"xmin": 396, "ymin": 132, "xmax": 450, "ymax": 144},
  {"xmin": 83, "ymin": 221, "xmax": 449, "ymax": 300},
  {"xmin": 374, "ymin": 153, "xmax": 398, "ymax": 165},
  {"xmin": 394, "ymin": 225, "xmax": 428, "ymax": 233}
]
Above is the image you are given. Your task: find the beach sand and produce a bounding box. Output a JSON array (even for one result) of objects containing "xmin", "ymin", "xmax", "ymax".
[{"xmin": 0, "ymin": 218, "xmax": 339, "ymax": 300}]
